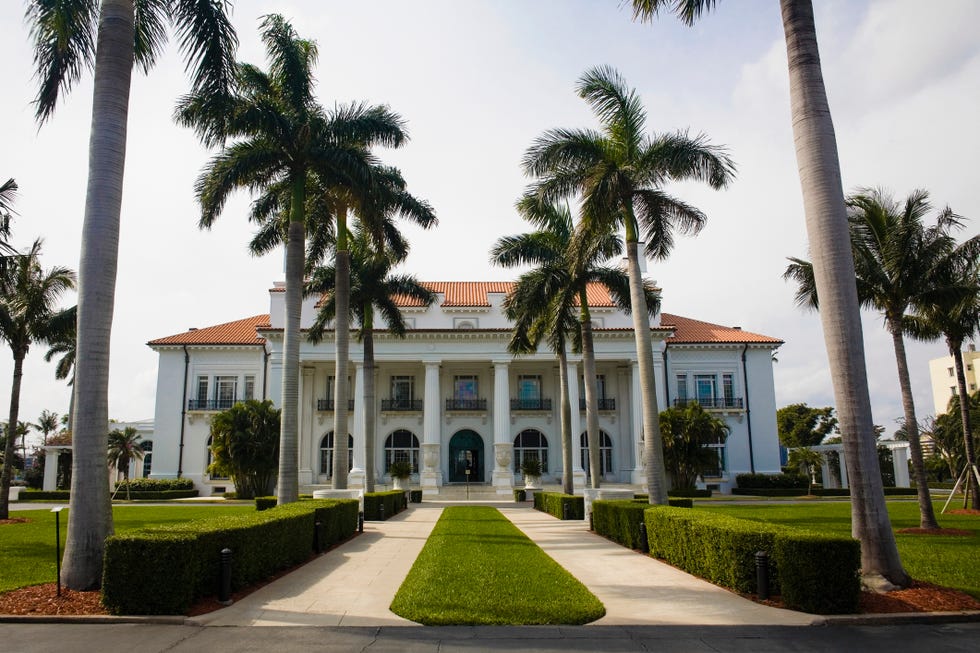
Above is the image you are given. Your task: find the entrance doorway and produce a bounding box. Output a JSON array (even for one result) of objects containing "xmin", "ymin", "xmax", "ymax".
[{"xmin": 448, "ymin": 430, "xmax": 484, "ymax": 483}]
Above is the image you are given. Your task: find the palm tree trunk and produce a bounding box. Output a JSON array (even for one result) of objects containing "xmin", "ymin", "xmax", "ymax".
[
  {"xmin": 61, "ymin": 0, "xmax": 134, "ymax": 590},
  {"xmin": 888, "ymin": 324, "xmax": 939, "ymax": 528},
  {"xmin": 277, "ymin": 179, "xmax": 305, "ymax": 505},
  {"xmin": 333, "ymin": 209, "xmax": 351, "ymax": 489},
  {"xmin": 363, "ymin": 308, "xmax": 376, "ymax": 493},
  {"xmin": 557, "ymin": 344, "xmax": 574, "ymax": 495},
  {"xmin": 623, "ymin": 238, "xmax": 668, "ymax": 505},
  {"xmin": 579, "ymin": 292, "xmax": 601, "ymax": 488},
  {"xmin": 0, "ymin": 353, "xmax": 26, "ymax": 520},
  {"xmin": 780, "ymin": 0, "xmax": 908, "ymax": 586},
  {"xmin": 949, "ymin": 338, "xmax": 979, "ymax": 509}
]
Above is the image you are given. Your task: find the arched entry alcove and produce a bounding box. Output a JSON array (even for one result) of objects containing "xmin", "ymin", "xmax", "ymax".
[{"xmin": 448, "ymin": 429, "xmax": 485, "ymax": 483}]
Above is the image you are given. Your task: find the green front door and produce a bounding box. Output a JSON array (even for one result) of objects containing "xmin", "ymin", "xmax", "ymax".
[{"xmin": 448, "ymin": 430, "xmax": 484, "ymax": 483}]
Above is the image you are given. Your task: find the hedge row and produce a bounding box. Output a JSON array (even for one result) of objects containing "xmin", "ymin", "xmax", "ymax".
[
  {"xmin": 533, "ymin": 492, "xmax": 584, "ymax": 520},
  {"xmin": 19, "ymin": 490, "xmax": 70, "ymax": 500},
  {"xmin": 513, "ymin": 489, "xmax": 527, "ymax": 502},
  {"xmin": 735, "ymin": 473, "xmax": 808, "ymax": 489},
  {"xmin": 364, "ymin": 490, "xmax": 407, "ymax": 521},
  {"xmin": 731, "ymin": 487, "xmax": 918, "ymax": 497},
  {"xmin": 101, "ymin": 499, "xmax": 359, "ymax": 615},
  {"xmin": 591, "ymin": 500, "xmax": 692, "ymax": 549},
  {"xmin": 115, "ymin": 478, "xmax": 195, "ymax": 491},
  {"xmin": 634, "ymin": 493, "xmax": 705, "ymax": 502},
  {"xmin": 118, "ymin": 490, "xmax": 199, "ymax": 500},
  {"xmin": 255, "ymin": 496, "xmax": 277, "ymax": 511},
  {"xmin": 644, "ymin": 507, "xmax": 859, "ymax": 614}
]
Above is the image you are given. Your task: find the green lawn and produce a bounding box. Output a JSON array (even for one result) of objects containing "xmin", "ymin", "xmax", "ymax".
[
  {"xmin": 0, "ymin": 505, "xmax": 253, "ymax": 593},
  {"xmin": 390, "ymin": 506, "xmax": 605, "ymax": 625},
  {"xmin": 699, "ymin": 501, "xmax": 980, "ymax": 598}
]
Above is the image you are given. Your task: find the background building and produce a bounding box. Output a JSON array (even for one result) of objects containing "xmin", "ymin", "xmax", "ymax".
[{"xmin": 928, "ymin": 343, "xmax": 979, "ymax": 416}]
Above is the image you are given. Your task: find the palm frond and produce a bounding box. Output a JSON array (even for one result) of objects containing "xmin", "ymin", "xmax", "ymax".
[
  {"xmin": 26, "ymin": 0, "xmax": 97, "ymax": 123},
  {"xmin": 629, "ymin": 0, "xmax": 718, "ymax": 27},
  {"xmin": 133, "ymin": 0, "xmax": 168, "ymax": 73},
  {"xmin": 783, "ymin": 257, "xmax": 819, "ymax": 311}
]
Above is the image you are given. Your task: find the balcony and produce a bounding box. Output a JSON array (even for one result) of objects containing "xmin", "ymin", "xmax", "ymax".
[
  {"xmin": 578, "ymin": 397, "xmax": 616, "ymax": 411},
  {"xmin": 187, "ymin": 399, "xmax": 238, "ymax": 411},
  {"xmin": 317, "ymin": 399, "xmax": 355, "ymax": 411},
  {"xmin": 673, "ymin": 397, "xmax": 744, "ymax": 410},
  {"xmin": 510, "ymin": 398, "xmax": 552, "ymax": 411},
  {"xmin": 445, "ymin": 398, "xmax": 487, "ymax": 411},
  {"xmin": 382, "ymin": 398, "xmax": 423, "ymax": 412}
]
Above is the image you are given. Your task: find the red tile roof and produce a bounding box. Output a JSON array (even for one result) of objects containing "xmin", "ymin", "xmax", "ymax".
[
  {"xmin": 395, "ymin": 281, "xmax": 618, "ymax": 308},
  {"xmin": 147, "ymin": 315, "xmax": 269, "ymax": 346},
  {"xmin": 660, "ymin": 313, "xmax": 782, "ymax": 345}
]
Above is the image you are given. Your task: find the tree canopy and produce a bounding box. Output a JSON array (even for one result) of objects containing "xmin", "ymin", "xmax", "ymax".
[
  {"xmin": 209, "ymin": 400, "xmax": 281, "ymax": 500},
  {"xmin": 776, "ymin": 403, "xmax": 837, "ymax": 449}
]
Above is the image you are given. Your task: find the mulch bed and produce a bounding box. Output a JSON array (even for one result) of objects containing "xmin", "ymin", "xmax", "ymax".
[
  {"xmin": 0, "ymin": 519, "xmax": 32, "ymax": 526},
  {"xmin": 858, "ymin": 581, "xmax": 980, "ymax": 613},
  {"xmin": 947, "ymin": 509, "xmax": 980, "ymax": 515},
  {"xmin": 896, "ymin": 527, "xmax": 972, "ymax": 536}
]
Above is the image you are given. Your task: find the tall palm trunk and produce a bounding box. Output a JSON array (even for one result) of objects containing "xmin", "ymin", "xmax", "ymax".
[
  {"xmin": 949, "ymin": 338, "xmax": 979, "ymax": 509},
  {"xmin": 579, "ymin": 290, "xmax": 601, "ymax": 488},
  {"xmin": 624, "ymin": 236, "xmax": 667, "ymax": 505},
  {"xmin": 332, "ymin": 210, "xmax": 351, "ymax": 488},
  {"xmin": 62, "ymin": 0, "xmax": 134, "ymax": 590},
  {"xmin": 362, "ymin": 307, "xmax": 376, "ymax": 492},
  {"xmin": 0, "ymin": 351, "xmax": 26, "ymax": 520},
  {"xmin": 780, "ymin": 0, "xmax": 907, "ymax": 585},
  {"xmin": 557, "ymin": 344, "xmax": 574, "ymax": 495},
  {"xmin": 888, "ymin": 324, "xmax": 938, "ymax": 528},
  {"xmin": 277, "ymin": 179, "xmax": 305, "ymax": 505}
]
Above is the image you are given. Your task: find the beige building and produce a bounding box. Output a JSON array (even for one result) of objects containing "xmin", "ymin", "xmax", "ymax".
[{"xmin": 928, "ymin": 343, "xmax": 980, "ymax": 415}]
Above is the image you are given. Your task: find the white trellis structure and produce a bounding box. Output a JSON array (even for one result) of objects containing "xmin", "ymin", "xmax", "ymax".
[{"xmin": 790, "ymin": 440, "xmax": 911, "ymax": 489}]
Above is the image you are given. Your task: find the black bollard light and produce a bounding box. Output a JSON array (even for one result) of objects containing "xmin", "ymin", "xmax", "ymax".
[
  {"xmin": 755, "ymin": 551, "xmax": 770, "ymax": 600},
  {"xmin": 379, "ymin": 502, "xmax": 385, "ymax": 521},
  {"xmin": 219, "ymin": 548, "xmax": 233, "ymax": 605},
  {"xmin": 638, "ymin": 521, "xmax": 649, "ymax": 553},
  {"xmin": 589, "ymin": 511, "xmax": 594, "ymax": 531},
  {"xmin": 314, "ymin": 520, "xmax": 323, "ymax": 553},
  {"xmin": 358, "ymin": 511, "xmax": 364, "ymax": 533},
  {"xmin": 562, "ymin": 502, "xmax": 570, "ymax": 520}
]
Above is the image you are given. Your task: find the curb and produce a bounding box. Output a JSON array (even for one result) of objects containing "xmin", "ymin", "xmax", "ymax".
[
  {"xmin": 820, "ymin": 610, "xmax": 980, "ymax": 626},
  {"xmin": 0, "ymin": 615, "xmax": 191, "ymax": 625}
]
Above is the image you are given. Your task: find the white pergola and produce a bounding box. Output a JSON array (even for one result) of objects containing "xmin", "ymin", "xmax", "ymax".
[{"xmin": 794, "ymin": 440, "xmax": 911, "ymax": 489}]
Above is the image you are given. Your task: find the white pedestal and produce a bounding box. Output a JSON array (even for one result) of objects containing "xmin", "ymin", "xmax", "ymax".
[
  {"xmin": 312, "ymin": 488, "xmax": 365, "ymax": 513},
  {"xmin": 8, "ymin": 486, "xmax": 23, "ymax": 502}
]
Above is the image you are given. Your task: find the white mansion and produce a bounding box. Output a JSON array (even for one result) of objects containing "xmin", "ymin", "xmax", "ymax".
[{"xmin": 147, "ymin": 280, "xmax": 784, "ymax": 496}]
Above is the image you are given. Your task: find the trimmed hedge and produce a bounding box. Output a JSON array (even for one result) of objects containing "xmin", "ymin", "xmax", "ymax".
[
  {"xmin": 668, "ymin": 488, "xmax": 712, "ymax": 498},
  {"xmin": 115, "ymin": 478, "xmax": 195, "ymax": 491},
  {"xmin": 643, "ymin": 507, "xmax": 860, "ymax": 614},
  {"xmin": 409, "ymin": 490, "xmax": 423, "ymax": 504},
  {"xmin": 731, "ymin": 487, "xmax": 918, "ymax": 497},
  {"xmin": 19, "ymin": 490, "xmax": 70, "ymax": 500},
  {"xmin": 513, "ymin": 489, "xmax": 526, "ymax": 502},
  {"xmin": 533, "ymin": 492, "xmax": 584, "ymax": 520},
  {"xmin": 592, "ymin": 500, "xmax": 648, "ymax": 549},
  {"xmin": 255, "ymin": 496, "xmax": 277, "ymax": 511},
  {"xmin": 634, "ymin": 494, "xmax": 701, "ymax": 504},
  {"xmin": 364, "ymin": 490, "xmax": 407, "ymax": 521},
  {"xmin": 101, "ymin": 499, "xmax": 358, "ymax": 615},
  {"xmin": 735, "ymin": 473, "xmax": 808, "ymax": 489}
]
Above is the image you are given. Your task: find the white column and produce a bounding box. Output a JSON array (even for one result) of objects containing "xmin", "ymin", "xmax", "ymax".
[
  {"xmin": 839, "ymin": 449, "xmax": 849, "ymax": 489},
  {"xmin": 43, "ymin": 447, "xmax": 60, "ymax": 491},
  {"xmin": 820, "ymin": 452, "xmax": 834, "ymax": 488},
  {"xmin": 566, "ymin": 360, "xmax": 586, "ymax": 491},
  {"xmin": 892, "ymin": 445, "xmax": 910, "ymax": 488},
  {"xmin": 631, "ymin": 361, "xmax": 645, "ymax": 485},
  {"xmin": 299, "ymin": 367, "xmax": 314, "ymax": 487},
  {"xmin": 421, "ymin": 362, "xmax": 442, "ymax": 493},
  {"xmin": 349, "ymin": 363, "xmax": 366, "ymax": 488},
  {"xmin": 492, "ymin": 362, "xmax": 514, "ymax": 495}
]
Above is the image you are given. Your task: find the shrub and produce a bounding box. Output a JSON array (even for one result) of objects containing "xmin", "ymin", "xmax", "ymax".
[
  {"xmin": 102, "ymin": 499, "xmax": 357, "ymax": 615},
  {"xmin": 364, "ymin": 490, "xmax": 407, "ymax": 521},
  {"xmin": 773, "ymin": 531, "xmax": 860, "ymax": 614},
  {"xmin": 668, "ymin": 498, "xmax": 693, "ymax": 508},
  {"xmin": 255, "ymin": 496, "xmax": 277, "ymax": 511},
  {"xmin": 208, "ymin": 399, "xmax": 280, "ymax": 499},
  {"xmin": 388, "ymin": 460, "xmax": 412, "ymax": 479},
  {"xmin": 668, "ymin": 488, "xmax": 711, "ymax": 498},
  {"xmin": 735, "ymin": 472, "xmax": 807, "ymax": 489},
  {"xmin": 20, "ymin": 490, "xmax": 70, "ymax": 500},
  {"xmin": 115, "ymin": 478, "xmax": 194, "ymax": 491},
  {"xmin": 592, "ymin": 500, "xmax": 648, "ymax": 549},
  {"xmin": 409, "ymin": 489, "xmax": 423, "ymax": 503},
  {"xmin": 120, "ymin": 490, "xmax": 198, "ymax": 500},
  {"xmin": 513, "ymin": 489, "xmax": 526, "ymax": 502},
  {"xmin": 633, "ymin": 494, "xmax": 700, "ymax": 504},
  {"xmin": 533, "ymin": 492, "xmax": 584, "ymax": 520}
]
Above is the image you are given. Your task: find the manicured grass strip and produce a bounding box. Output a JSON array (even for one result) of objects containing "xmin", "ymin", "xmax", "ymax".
[
  {"xmin": 699, "ymin": 501, "xmax": 980, "ymax": 599},
  {"xmin": 390, "ymin": 506, "xmax": 605, "ymax": 625},
  {"xmin": 0, "ymin": 505, "xmax": 254, "ymax": 593}
]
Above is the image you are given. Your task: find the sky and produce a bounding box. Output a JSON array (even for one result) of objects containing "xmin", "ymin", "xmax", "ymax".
[{"xmin": 1, "ymin": 0, "xmax": 978, "ymax": 450}]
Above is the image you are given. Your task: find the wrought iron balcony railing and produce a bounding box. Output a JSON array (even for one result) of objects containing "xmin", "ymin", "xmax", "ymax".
[
  {"xmin": 445, "ymin": 398, "xmax": 487, "ymax": 411},
  {"xmin": 187, "ymin": 399, "xmax": 238, "ymax": 411},
  {"xmin": 316, "ymin": 399, "xmax": 355, "ymax": 411},
  {"xmin": 510, "ymin": 398, "xmax": 552, "ymax": 411},
  {"xmin": 578, "ymin": 397, "xmax": 616, "ymax": 411},
  {"xmin": 381, "ymin": 398, "xmax": 424, "ymax": 411},
  {"xmin": 672, "ymin": 397, "xmax": 744, "ymax": 410}
]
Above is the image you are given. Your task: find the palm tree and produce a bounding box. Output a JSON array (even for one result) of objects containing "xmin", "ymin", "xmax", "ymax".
[
  {"xmin": 0, "ymin": 239, "xmax": 75, "ymax": 520},
  {"xmin": 491, "ymin": 196, "xmax": 658, "ymax": 488},
  {"xmin": 306, "ymin": 225, "xmax": 436, "ymax": 492},
  {"xmin": 788, "ymin": 446, "xmax": 824, "ymax": 496},
  {"xmin": 628, "ymin": 0, "xmax": 910, "ymax": 588},
  {"xmin": 177, "ymin": 15, "xmax": 408, "ymax": 502},
  {"xmin": 0, "ymin": 178, "xmax": 17, "ymax": 271},
  {"xmin": 523, "ymin": 66, "xmax": 734, "ymax": 504},
  {"xmin": 26, "ymin": 0, "xmax": 237, "ymax": 590},
  {"xmin": 107, "ymin": 426, "xmax": 143, "ymax": 499},
  {"xmin": 660, "ymin": 402, "xmax": 730, "ymax": 490},
  {"xmin": 786, "ymin": 189, "xmax": 976, "ymax": 528},
  {"xmin": 44, "ymin": 305, "xmax": 77, "ymax": 431},
  {"xmin": 35, "ymin": 410, "xmax": 60, "ymax": 447}
]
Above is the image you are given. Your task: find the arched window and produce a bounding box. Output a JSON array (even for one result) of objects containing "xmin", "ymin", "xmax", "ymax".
[
  {"xmin": 580, "ymin": 430, "xmax": 613, "ymax": 476},
  {"xmin": 206, "ymin": 436, "xmax": 228, "ymax": 480},
  {"xmin": 141, "ymin": 440, "xmax": 153, "ymax": 478},
  {"xmin": 319, "ymin": 432, "xmax": 353, "ymax": 477},
  {"xmin": 384, "ymin": 430, "xmax": 420, "ymax": 474},
  {"xmin": 513, "ymin": 429, "xmax": 549, "ymax": 473}
]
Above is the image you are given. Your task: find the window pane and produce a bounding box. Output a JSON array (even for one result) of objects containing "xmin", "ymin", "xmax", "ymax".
[
  {"xmin": 518, "ymin": 376, "xmax": 541, "ymax": 401},
  {"xmin": 244, "ymin": 375, "xmax": 255, "ymax": 400},
  {"xmin": 454, "ymin": 376, "xmax": 478, "ymax": 399},
  {"xmin": 196, "ymin": 376, "xmax": 208, "ymax": 402},
  {"xmin": 676, "ymin": 374, "xmax": 687, "ymax": 402}
]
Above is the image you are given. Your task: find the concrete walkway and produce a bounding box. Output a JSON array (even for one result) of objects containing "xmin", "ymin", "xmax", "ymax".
[{"xmin": 190, "ymin": 502, "xmax": 819, "ymax": 627}]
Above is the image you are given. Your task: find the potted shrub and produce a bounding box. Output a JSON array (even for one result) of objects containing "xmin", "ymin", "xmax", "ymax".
[
  {"xmin": 389, "ymin": 460, "xmax": 412, "ymax": 490},
  {"xmin": 521, "ymin": 458, "xmax": 542, "ymax": 489}
]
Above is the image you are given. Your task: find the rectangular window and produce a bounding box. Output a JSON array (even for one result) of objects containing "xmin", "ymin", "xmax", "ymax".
[
  {"xmin": 215, "ymin": 376, "xmax": 237, "ymax": 409},
  {"xmin": 951, "ymin": 386, "xmax": 957, "ymax": 396},
  {"xmin": 244, "ymin": 375, "xmax": 255, "ymax": 400},
  {"xmin": 722, "ymin": 374, "xmax": 735, "ymax": 407},
  {"xmin": 454, "ymin": 375, "xmax": 478, "ymax": 400},
  {"xmin": 518, "ymin": 375, "xmax": 542, "ymax": 401},
  {"xmin": 676, "ymin": 374, "xmax": 688, "ymax": 404},
  {"xmin": 391, "ymin": 376, "xmax": 414, "ymax": 402},
  {"xmin": 579, "ymin": 375, "xmax": 606, "ymax": 398},
  {"xmin": 196, "ymin": 376, "xmax": 209, "ymax": 403},
  {"xmin": 948, "ymin": 367, "xmax": 955, "ymax": 377},
  {"xmin": 695, "ymin": 374, "xmax": 715, "ymax": 405}
]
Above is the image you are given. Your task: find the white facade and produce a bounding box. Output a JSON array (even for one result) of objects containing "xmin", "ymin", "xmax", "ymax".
[
  {"xmin": 148, "ymin": 282, "xmax": 783, "ymax": 496},
  {"xmin": 928, "ymin": 343, "xmax": 980, "ymax": 416}
]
